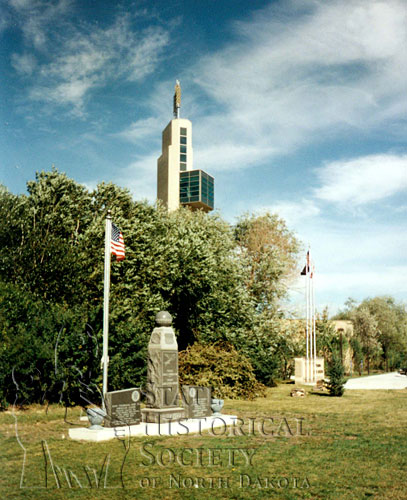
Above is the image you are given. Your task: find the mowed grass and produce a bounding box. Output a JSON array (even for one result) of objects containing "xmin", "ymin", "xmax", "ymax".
[{"xmin": 1, "ymin": 384, "xmax": 407, "ymax": 500}]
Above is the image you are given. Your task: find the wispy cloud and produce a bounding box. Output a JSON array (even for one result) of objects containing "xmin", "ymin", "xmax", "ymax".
[
  {"xmin": 10, "ymin": 5, "xmax": 170, "ymax": 115},
  {"xmin": 316, "ymin": 266, "xmax": 407, "ymax": 296},
  {"xmin": 11, "ymin": 52, "xmax": 37, "ymax": 75},
  {"xmin": 314, "ymin": 154, "xmax": 407, "ymax": 206},
  {"xmin": 115, "ymin": 154, "xmax": 158, "ymax": 202},
  {"xmin": 115, "ymin": 0, "xmax": 406, "ymax": 173},
  {"xmin": 116, "ymin": 117, "xmax": 164, "ymax": 144},
  {"xmin": 8, "ymin": 0, "xmax": 72, "ymax": 49},
  {"xmin": 258, "ymin": 199, "xmax": 321, "ymax": 226},
  {"xmin": 186, "ymin": 0, "xmax": 407, "ymax": 171},
  {"xmin": 288, "ymin": 221, "xmax": 407, "ymax": 313}
]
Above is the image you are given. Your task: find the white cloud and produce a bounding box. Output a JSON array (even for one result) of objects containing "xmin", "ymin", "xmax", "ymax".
[
  {"xmin": 30, "ymin": 78, "xmax": 96, "ymax": 116},
  {"xmin": 116, "ymin": 154, "xmax": 157, "ymax": 202},
  {"xmin": 187, "ymin": 0, "xmax": 407, "ymax": 171},
  {"xmin": 116, "ymin": 117, "xmax": 164, "ymax": 143},
  {"xmin": 11, "ymin": 53, "xmax": 37, "ymax": 75},
  {"xmin": 120, "ymin": 0, "xmax": 406, "ymax": 174},
  {"xmin": 289, "ymin": 265, "xmax": 407, "ymax": 315},
  {"xmin": 13, "ymin": 9, "xmax": 170, "ymax": 114},
  {"xmin": 9, "ymin": 0, "xmax": 72, "ymax": 49},
  {"xmin": 288, "ymin": 221, "xmax": 407, "ymax": 313},
  {"xmin": 126, "ymin": 28, "xmax": 170, "ymax": 82},
  {"xmin": 314, "ymin": 154, "xmax": 407, "ymax": 205},
  {"xmin": 194, "ymin": 141, "xmax": 276, "ymax": 172},
  {"xmin": 258, "ymin": 199, "xmax": 321, "ymax": 226},
  {"xmin": 316, "ymin": 266, "xmax": 407, "ymax": 296}
]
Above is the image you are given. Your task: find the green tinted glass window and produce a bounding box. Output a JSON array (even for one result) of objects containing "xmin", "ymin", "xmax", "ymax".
[
  {"xmin": 180, "ymin": 127, "xmax": 187, "ymax": 136},
  {"xmin": 180, "ymin": 137, "xmax": 187, "ymax": 145}
]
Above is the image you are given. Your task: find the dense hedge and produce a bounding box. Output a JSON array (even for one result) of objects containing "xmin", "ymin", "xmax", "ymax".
[{"xmin": 179, "ymin": 342, "xmax": 266, "ymax": 400}]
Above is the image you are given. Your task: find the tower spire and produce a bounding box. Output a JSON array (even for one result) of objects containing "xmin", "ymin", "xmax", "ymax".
[{"xmin": 173, "ymin": 80, "xmax": 181, "ymax": 118}]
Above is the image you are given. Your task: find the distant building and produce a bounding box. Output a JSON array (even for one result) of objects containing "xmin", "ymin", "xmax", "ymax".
[{"xmin": 157, "ymin": 81, "xmax": 214, "ymax": 212}]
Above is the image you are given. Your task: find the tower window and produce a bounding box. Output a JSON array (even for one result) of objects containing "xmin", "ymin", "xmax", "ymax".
[
  {"xmin": 180, "ymin": 136, "xmax": 187, "ymax": 145},
  {"xmin": 180, "ymin": 127, "xmax": 187, "ymax": 136},
  {"xmin": 180, "ymin": 145, "xmax": 187, "ymax": 153}
]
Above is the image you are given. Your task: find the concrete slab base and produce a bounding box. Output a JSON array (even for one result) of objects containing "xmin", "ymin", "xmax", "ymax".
[
  {"xmin": 69, "ymin": 414, "xmax": 238, "ymax": 442},
  {"xmin": 141, "ymin": 407, "xmax": 186, "ymax": 423}
]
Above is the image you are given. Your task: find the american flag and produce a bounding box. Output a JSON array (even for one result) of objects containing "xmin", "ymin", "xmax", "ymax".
[{"xmin": 111, "ymin": 223, "xmax": 125, "ymax": 261}]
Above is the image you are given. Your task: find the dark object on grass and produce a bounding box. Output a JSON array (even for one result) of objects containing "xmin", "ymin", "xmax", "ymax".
[
  {"xmin": 326, "ymin": 353, "xmax": 346, "ymax": 397},
  {"xmin": 399, "ymin": 367, "xmax": 407, "ymax": 376}
]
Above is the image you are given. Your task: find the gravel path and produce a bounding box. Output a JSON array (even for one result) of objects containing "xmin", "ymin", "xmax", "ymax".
[{"xmin": 344, "ymin": 372, "xmax": 407, "ymax": 390}]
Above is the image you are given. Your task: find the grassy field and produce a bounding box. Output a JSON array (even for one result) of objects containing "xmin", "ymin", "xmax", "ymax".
[{"xmin": 1, "ymin": 383, "xmax": 407, "ymax": 500}]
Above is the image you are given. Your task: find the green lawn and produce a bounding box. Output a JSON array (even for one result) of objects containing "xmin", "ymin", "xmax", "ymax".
[{"xmin": 1, "ymin": 384, "xmax": 407, "ymax": 499}]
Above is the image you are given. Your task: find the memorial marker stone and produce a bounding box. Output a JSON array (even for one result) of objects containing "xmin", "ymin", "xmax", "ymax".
[
  {"xmin": 181, "ymin": 385, "xmax": 212, "ymax": 419},
  {"xmin": 141, "ymin": 311, "xmax": 186, "ymax": 423},
  {"xmin": 105, "ymin": 388, "xmax": 141, "ymax": 427}
]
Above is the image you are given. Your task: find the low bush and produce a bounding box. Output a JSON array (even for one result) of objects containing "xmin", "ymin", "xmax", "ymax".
[{"xmin": 178, "ymin": 341, "xmax": 266, "ymax": 400}]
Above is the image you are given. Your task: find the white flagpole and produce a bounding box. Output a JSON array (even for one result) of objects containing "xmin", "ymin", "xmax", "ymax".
[
  {"xmin": 309, "ymin": 251, "xmax": 315, "ymax": 382},
  {"xmin": 310, "ymin": 250, "xmax": 313, "ymax": 382},
  {"xmin": 308, "ymin": 265, "xmax": 312, "ymax": 382},
  {"xmin": 305, "ymin": 258, "xmax": 309, "ymax": 382},
  {"xmin": 312, "ymin": 262, "xmax": 317, "ymax": 383},
  {"xmin": 102, "ymin": 210, "xmax": 112, "ymax": 409}
]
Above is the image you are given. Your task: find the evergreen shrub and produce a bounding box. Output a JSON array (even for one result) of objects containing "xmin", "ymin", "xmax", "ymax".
[{"xmin": 326, "ymin": 352, "xmax": 346, "ymax": 397}]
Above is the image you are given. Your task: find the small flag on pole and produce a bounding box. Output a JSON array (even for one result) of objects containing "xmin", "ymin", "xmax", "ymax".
[
  {"xmin": 111, "ymin": 223, "xmax": 125, "ymax": 261},
  {"xmin": 300, "ymin": 250, "xmax": 310, "ymax": 275}
]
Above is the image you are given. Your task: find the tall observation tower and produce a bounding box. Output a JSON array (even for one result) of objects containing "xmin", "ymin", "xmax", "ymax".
[{"xmin": 157, "ymin": 81, "xmax": 214, "ymax": 212}]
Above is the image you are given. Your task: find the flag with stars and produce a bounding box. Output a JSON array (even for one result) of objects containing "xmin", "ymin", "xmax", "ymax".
[{"xmin": 111, "ymin": 223, "xmax": 125, "ymax": 261}]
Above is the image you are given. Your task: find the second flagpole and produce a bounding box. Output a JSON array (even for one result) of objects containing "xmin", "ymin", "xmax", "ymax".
[{"xmin": 102, "ymin": 210, "xmax": 112, "ymax": 409}]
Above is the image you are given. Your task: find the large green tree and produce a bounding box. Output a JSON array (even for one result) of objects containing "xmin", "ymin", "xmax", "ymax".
[
  {"xmin": 234, "ymin": 213, "xmax": 300, "ymax": 313},
  {"xmin": 351, "ymin": 306, "xmax": 380, "ymax": 375},
  {"xmin": 0, "ymin": 171, "xmax": 264, "ymax": 405},
  {"xmin": 359, "ymin": 297, "xmax": 407, "ymax": 371},
  {"xmin": 335, "ymin": 296, "xmax": 407, "ymax": 372}
]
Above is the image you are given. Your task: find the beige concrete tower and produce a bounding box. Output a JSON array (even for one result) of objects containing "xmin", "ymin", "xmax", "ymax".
[
  {"xmin": 157, "ymin": 81, "xmax": 194, "ymax": 211},
  {"xmin": 157, "ymin": 81, "xmax": 214, "ymax": 212}
]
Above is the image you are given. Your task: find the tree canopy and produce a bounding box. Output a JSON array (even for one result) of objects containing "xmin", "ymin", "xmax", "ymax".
[
  {"xmin": 0, "ymin": 169, "xmax": 302, "ymax": 407},
  {"xmin": 335, "ymin": 296, "xmax": 407, "ymax": 373}
]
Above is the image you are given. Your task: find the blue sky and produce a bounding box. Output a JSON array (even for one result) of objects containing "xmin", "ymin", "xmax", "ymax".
[{"xmin": 1, "ymin": 0, "xmax": 406, "ymax": 316}]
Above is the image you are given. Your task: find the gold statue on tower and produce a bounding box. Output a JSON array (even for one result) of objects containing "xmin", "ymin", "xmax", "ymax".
[{"xmin": 173, "ymin": 80, "xmax": 181, "ymax": 118}]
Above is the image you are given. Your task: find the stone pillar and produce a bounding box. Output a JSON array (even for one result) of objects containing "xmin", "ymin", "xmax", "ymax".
[{"xmin": 141, "ymin": 311, "xmax": 186, "ymax": 423}]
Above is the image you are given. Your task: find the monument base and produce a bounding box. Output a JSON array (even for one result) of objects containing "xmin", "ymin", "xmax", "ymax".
[
  {"xmin": 141, "ymin": 407, "xmax": 186, "ymax": 423},
  {"xmin": 69, "ymin": 414, "xmax": 238, "ymax": 442},
  {"xmin": 294, "ymin": 356, "xmax": 325, "ymax": 385}
]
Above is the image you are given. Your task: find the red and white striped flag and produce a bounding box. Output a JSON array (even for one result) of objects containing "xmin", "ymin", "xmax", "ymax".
[{"xmin": 111, "ymin": 223, "xmax": 125, "ymax": 261}]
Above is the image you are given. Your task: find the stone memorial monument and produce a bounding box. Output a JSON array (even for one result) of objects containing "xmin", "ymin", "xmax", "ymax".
[
  {"xmin": 141, "ymin": 311, "xmax": 186, "ymax": 423},
  {"xmin": 181, "ymin": 385, "xmax": 212, "ymax": 419},
  {"xmin": 105, "ymin": 387, "xmax": 141, "ymax": 427}
]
